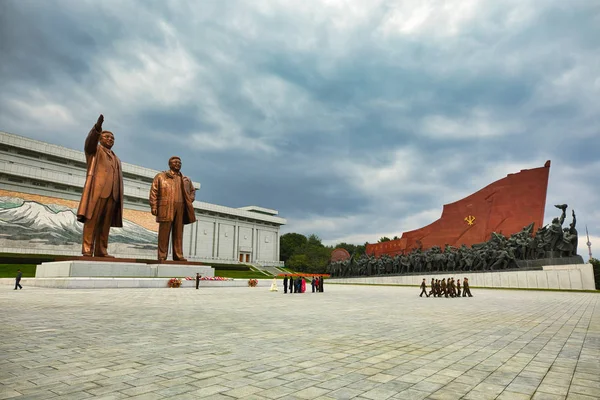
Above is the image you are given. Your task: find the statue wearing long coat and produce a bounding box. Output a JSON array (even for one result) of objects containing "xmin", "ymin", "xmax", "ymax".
[
  {"xmin": 76, "ymin": 125, "xmax": 124, "ymax": 226},
  {"xmin": 149, "ymin": 172, "xmax": 196, "ymax": 224}
]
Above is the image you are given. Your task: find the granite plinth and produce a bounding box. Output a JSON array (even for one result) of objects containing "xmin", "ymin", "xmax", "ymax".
[
  {"xmin": 54, "ymin": 256, "xmax": 205, "ymax": 266},
  {"xmin": 516, "ymin": 254, "xmax": 584, "ymax": 269},
  {"xmin": 36, "ymin": 261, "xmax": 214, "ymax": 278},
  {"xmin": 4, "ymin": 277, "xmax": 267, "ymax": 289}
]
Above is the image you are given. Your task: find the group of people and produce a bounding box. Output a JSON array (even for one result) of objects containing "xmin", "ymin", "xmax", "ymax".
[
  {"xmin": 419, "ymin": 277, "xmax": 473, "ymax": 298},
  {"xmin": 330, "ymin": 205, "xmax": 579, "ymax": 278},
  {"xmin": 282, "ymin": 275, "xmax": 324, "ymax": 293}
]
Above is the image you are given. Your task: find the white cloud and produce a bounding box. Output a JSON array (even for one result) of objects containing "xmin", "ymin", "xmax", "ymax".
[
  {"xmin": 378, "ymin": 0, "xmax": 481, "ymax": 38},
  {"xmin": 421, "ymin": 108, "xmax": 524, "ymax": 139}
]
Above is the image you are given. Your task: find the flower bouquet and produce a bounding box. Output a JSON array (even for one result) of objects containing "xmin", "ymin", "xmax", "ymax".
[
  {"xmin": 168, "ymin": 278, "xmax": 182, "ymax": 288},
  {"xmin": 248, "ymin": 279, "xmax": 258, "ymax": 287}
]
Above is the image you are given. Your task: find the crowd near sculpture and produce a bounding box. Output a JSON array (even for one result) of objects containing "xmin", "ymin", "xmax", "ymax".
[
  {"xmin": 76, "ymin": 114, "xmax": 124, "ymax": 257},
  {"xmin": 329, "ymin": 204, "xmax": 580, "ymax": 277}
]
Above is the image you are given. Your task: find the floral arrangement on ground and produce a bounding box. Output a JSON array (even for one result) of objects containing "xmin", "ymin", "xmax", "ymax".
[
  {"xmin": 184, "ymin": 276, "xmax": 234, "ymax": 281},
  {"xmin": 168, "ymin": 278, "xmax": 182, "ymax": 288},
  {"xmin": 248, "ymin": 279, "xmax": 258, "ymax": 287}
]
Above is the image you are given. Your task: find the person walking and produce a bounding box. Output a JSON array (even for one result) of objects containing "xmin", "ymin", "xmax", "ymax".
[
  {"xmin": 14, "ymin": 269, "xmax": 22, "ymax": 290},
  {"xmin": 463, "ymin": 277, "xmax": 473, "ymax": 297},
  {"xmin": 456, "ymin": 279, "xmax": 461, "ymax": 297},
  {"xmin": 195, "ymin": 273, "xmax": 201, "ymax": 290},
  {"xmin": 419, "ymin": 278, "xmax": 429, "ymax": 297}
]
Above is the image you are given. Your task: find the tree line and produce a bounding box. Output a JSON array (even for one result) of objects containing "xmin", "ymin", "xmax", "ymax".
[{"xmin": 280, "ymin": 232, "xmax": 395, "ymax": 273}]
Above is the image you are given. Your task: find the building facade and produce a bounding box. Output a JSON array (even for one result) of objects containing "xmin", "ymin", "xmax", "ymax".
[{"xmin": 0, "ymin": 131, "xmax": 285, "ymax": 266}]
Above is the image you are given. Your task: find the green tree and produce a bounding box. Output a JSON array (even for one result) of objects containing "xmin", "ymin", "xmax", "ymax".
[
  {"xmin": 280, "ymin": 233, "xmax": 307, "ymax": 263},
  {"xmin": 333, "ymin": 242, "xmax": 357, "ymax": 254},
  {"xmin": 307, "ymin": 234, "xmax": 323, "ymax": 247},
  {"xmin": 287, "ymin": 254, "xmax": 310, "ymax": 271},
  {"xmin": 331, "ymin": 242, "xmax": 367, "ymax": 257},
  {"xmin": 378, "ymin": 237, "xmax": 391, "ymax": 243}
]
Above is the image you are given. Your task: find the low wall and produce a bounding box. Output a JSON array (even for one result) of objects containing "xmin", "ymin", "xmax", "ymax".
[
  {"xmin": 328, "ymin": 263, "xmax": 596, "ymax": 291},
  {"xmin": 0, "ymin": 278, "xmax": 276, "ymax": 289}
]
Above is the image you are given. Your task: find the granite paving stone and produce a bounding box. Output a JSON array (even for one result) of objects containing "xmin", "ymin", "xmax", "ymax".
[{"xmin": 1, "ymin": 284, "xmax": 598, "ymax": 399}]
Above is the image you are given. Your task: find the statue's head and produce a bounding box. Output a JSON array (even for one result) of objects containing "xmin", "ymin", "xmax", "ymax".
[
  {"xmin": 168, "ymin": 156, "xmax": 182, "ymax": 173},
  {"xmin": 552, "ymin": 217, "xmax": 559, "ymax": 224},
  {"xmin": 99, "ymin": 131, "xmax": 114, "ymax": 149}
]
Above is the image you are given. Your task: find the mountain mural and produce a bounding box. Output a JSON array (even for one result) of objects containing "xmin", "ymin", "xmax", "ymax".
[{"xmin": 0, "ymin": 196, "xmax": 157, "ymax": 250}]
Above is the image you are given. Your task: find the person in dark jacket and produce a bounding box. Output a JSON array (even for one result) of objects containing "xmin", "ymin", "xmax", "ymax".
[
  {"xmin": 456, "ymin": 279, "xmax": 461, "ymax": 297},
  {"xmin": 15, "ymin": 269, "xmax": 22, "ymax": 290},
  {"xmin": 195, "ymin": 273, "xmax": 201, "ymax": 289},
  {"xmin": 419, "ymin": 279, "xmax": 429, "ymax": 297},
  {"xmin": 463, "ymin": 277, "xmax": 473, "ymax": 297},
  {"xmin": 283, "ymin": 275, "xmax": 288, "ymax": 294},
  {"xmin": 428, "ymin": 278, "xmax": 435, "ymax": 297}
]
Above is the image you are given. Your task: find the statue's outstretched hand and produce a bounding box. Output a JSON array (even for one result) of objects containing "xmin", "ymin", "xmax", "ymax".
[{"xmin": 95, "ymin": 114, "xmax": 104, "ymax": 131}]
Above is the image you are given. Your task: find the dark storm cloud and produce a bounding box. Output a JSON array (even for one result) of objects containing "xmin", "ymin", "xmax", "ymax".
[{"xmin": 0, "ymin": 0, "xmax": 599, "ymax": 253}]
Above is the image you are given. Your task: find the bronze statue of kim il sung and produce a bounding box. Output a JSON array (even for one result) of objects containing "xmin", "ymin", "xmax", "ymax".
[
  {"xmin": 149, "ymin": 156, "xmax": 197, "ymax": 262},
  {"xmin": 76, "ymin": 114, "xmax": 124, "ymax": 257}
]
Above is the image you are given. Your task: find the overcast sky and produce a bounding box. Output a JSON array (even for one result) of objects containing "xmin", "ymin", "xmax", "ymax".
[{"xmin": 1, "ymin": 0, "xmax": 599, "ymax": 256}]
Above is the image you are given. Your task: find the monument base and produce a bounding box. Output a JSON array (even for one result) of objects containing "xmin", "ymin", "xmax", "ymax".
[
  {"xmin": 328, "ymin": 263, "xmax": 596, "ymax": 291},
  {"xmin": 516, "ymin": 255, "xmax": 584, "ymax": 269},
  {"xmin": 35, "ymin": 261, "xmax": 214, "ymax": 279},
  {"xmin": 1, "ymin": 277, "xmax": 271, "ymax": 289}
]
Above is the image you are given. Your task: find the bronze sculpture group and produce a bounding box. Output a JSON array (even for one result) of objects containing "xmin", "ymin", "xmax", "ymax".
[
  {"xmin": 76, "ymin": 115, "xmax": 196, "ymax": 261},
  {"xmin": 329, "ymin": 205, "xmax": 580, "ymax": 278}
]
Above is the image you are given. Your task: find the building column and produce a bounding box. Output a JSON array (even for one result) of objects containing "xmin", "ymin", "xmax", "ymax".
[
  {"xmin": 193, "ymin": 220, "xmax": 199, "ymax": 256},
  {"xmin": 253, "ymin": 227, "xmax": 259, "ymax": 262},
  {"xmin": 232, "ymin": 223, "xmax": 238, "ymax": 261},
  {"xmin": 275, "ymin": 231, "xmax": 279, "ymax": 263},
  {"xmin": 213, "ymin": 222, "xmax": 219, "ymax": 258}
]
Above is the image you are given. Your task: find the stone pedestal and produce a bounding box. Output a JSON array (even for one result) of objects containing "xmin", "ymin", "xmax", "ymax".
[{"xmin": 36, "ymin": 261, "xmax": 214, "ymax": 278}]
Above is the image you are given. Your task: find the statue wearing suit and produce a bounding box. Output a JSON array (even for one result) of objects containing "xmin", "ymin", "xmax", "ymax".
[
  {"xmin": 76, "ymin": 114, "xmax": 124, "ymax": 257},
  {"xmin": 149, "ymin": 157, "xmax": 197, "ymax": 261}
]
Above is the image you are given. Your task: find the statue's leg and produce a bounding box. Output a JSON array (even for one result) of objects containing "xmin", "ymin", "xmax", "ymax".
[
  {"xmin": 172, "ymin": 203, "xmax": 186, "ymax": 261},
  {"xmin": 94, "ymin": 197, "xmax": 115, "ymax": 257},
  {"xmin": 82, "ymin": 198, "xmax": 106, "ymax": 256},
  {"xmin": 157, "ymin": 222, "xmax": 171, "ymax": 260}
]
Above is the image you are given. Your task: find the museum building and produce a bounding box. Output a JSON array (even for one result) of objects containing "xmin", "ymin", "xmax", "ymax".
[{"xmin": 0, "ymin": 131, "xmax": 286, "ymax": 266}]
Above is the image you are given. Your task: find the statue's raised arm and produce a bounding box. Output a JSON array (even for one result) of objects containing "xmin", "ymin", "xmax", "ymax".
[
  {"xmin": 84, "ymin": 114, "xmax": 105, "ymax": 155},
  {"xmin": 554, "ymin": 204, "xmax": 567, "ymax": 225}
]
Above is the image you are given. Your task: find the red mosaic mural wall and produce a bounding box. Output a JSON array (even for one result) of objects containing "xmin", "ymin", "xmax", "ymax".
[{"xmin": 367, "ymin": 161, "xmax": 551, "ymax": 257}]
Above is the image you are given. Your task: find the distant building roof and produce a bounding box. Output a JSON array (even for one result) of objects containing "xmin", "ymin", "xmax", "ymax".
[{"xmin": 238, "ymin": 206, "xmax": 279, "ymax": 216}]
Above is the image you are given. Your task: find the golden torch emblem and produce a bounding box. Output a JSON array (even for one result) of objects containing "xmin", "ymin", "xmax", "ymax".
[{"xmin": 464, "ymin": 215, "xmax": 476, "ymax": 226}]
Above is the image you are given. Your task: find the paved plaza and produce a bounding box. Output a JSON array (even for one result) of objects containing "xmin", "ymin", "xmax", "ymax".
[{"xmin": 1, "ymin": 284, "xmax": 599, "ymax": 400}]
